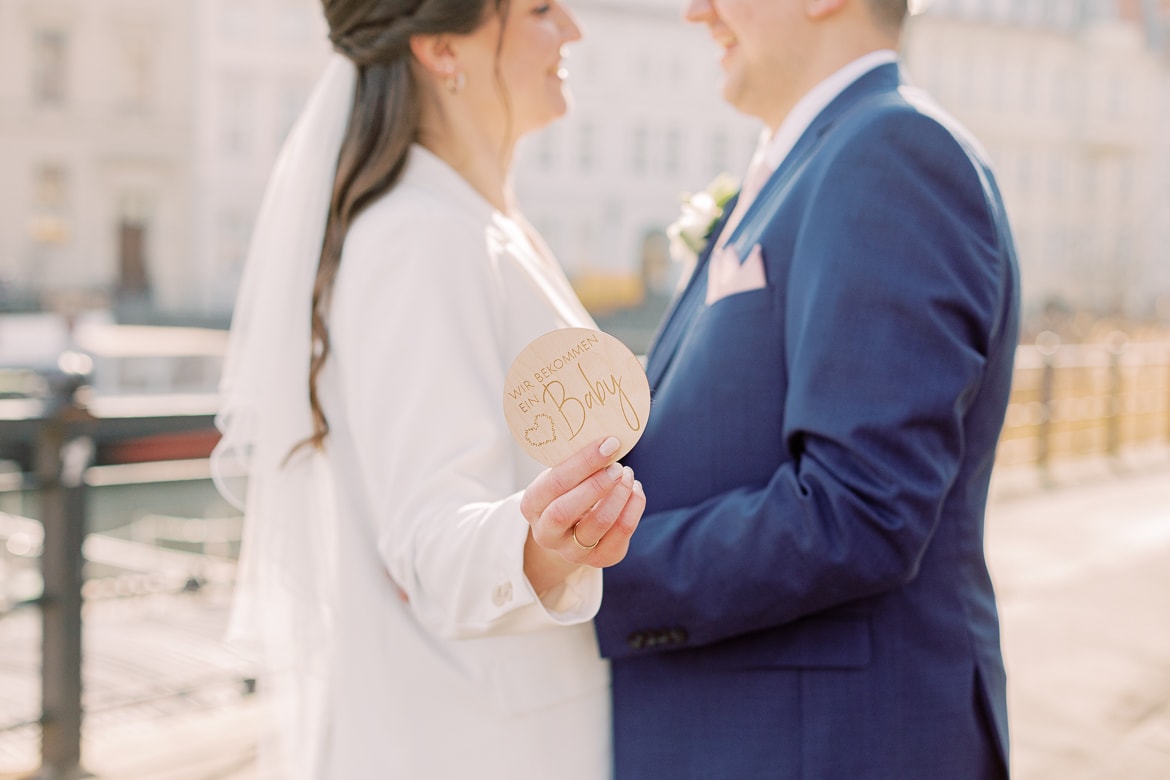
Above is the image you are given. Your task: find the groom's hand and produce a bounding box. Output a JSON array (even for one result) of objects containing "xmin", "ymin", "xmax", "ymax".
[{"xmin": 521, "ymin": 436, "xmax": 645, "ymax": 567}]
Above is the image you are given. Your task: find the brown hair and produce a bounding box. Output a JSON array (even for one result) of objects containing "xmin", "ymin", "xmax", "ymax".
[{"xmin": 293, "ymin": 0, "xmax": 505, "ymax": 458}]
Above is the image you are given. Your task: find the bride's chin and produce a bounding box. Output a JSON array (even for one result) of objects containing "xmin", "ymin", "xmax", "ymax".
[
  {"xmin": 520, "ymin": 109, "xmax": 567, "ymax": 137},
  {"xmin": 545, "ymin": 93, "xmax": 571, "ymax": 120}
]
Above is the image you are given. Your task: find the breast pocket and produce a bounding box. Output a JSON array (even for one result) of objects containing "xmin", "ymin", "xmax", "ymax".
[{"xmin": 703, "ymin": 286, "xmax": 772, "ymax": 316}]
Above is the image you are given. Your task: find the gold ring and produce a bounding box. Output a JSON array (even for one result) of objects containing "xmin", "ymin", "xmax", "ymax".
[{"xmin": 571, "ymin": 523, "xmax": 599, "ymax": 552}]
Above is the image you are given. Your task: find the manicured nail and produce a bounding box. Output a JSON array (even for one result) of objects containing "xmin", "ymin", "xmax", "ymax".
[
  {"xmin": 622, "ymin": 466, "xmax": 634, "ymax": 485},
  {"xmin": 606, "ymin": 463, "xmax": 624, "ymax": 480},
  {"xmin": 599, "ymin": 437, "xmax": 621, "ymax": 458},
  {"xmin": 633, "ymin": 480, "xmax": 644, "ymax": 497}
]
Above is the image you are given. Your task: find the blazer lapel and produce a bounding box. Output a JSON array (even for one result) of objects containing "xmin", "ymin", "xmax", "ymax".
[
  {"xmin": 645, "ymin": 194, "xmax": 739, "ymax": 388},
  {"xmin": 493, "ymin": 215, "xmax": 594, "ymax": 329}
]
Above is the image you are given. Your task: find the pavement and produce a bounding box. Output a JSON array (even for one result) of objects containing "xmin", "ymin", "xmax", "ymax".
[
  {"xmin": 1, "ymin": 449, "xmax": 1168, "ymax": 779},
  {"xmin": 987, "ymin": 449, "xmax": 1170, "ymax": 779}
]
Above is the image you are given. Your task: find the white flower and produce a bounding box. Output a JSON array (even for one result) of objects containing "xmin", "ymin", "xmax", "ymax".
[{"xmin": 666, "ymin": 173, "xmax": 738, "ymax": 269}]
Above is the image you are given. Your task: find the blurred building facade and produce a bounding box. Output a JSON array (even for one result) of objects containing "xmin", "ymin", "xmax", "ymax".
[
  {"xmin": 0, "ymin": 0, "xmax": 1167, "ymax": 329},
  {"xmin": 0, "ymin": 0, "xmax": 327, "ymax": 323},
  {"xmin": 513, "ymin": 0, "xmax": 758, "ymax": 311},
  {"xmin": 905, "ymin": 0, "xmax": 1170, "ymax": 324},
  {"xmin": 0, "ymin": 0, "xmax": 196, "ymax": 316},
  {"xmin": 188, "ymin": 0, "xmax": 329, "ymax": 317}
]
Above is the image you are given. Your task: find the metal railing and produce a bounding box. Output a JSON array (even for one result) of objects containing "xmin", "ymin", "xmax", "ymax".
[
  {"xmin": 0, "ymin": 356, "xmax": 220, "ymax": 779},
  {"xmin": 996, "ymin": 336, "xmax": 1170, "ymax": 476}
]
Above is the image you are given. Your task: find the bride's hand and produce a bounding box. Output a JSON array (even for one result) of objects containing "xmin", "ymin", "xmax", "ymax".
[{"xmin": 520, "ymin": 436, "xmax": 645, "ymax": 571}]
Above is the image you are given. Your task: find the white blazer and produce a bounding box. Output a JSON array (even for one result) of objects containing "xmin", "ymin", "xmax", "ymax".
[{"xmin": 312, "ymin": 145, "xmax": 610, "ymax": 778}]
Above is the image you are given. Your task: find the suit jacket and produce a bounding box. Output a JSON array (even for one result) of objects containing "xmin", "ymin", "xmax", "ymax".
[{"xmin": 596, "ymin": 63, "xmax": 1019, "ymax": 779}]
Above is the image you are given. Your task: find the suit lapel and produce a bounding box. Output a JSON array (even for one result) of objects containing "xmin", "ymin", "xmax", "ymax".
[
  {"xmin": 726, "ymin": 63, "xmax": 902, "ymax": 257},
  {"xmin": 644, "ymin": 195, "xmax": 739, "ymax": 387},
  {"xmin": 644, "ymin": 64, "xmax": 904, "ymax": 389}
]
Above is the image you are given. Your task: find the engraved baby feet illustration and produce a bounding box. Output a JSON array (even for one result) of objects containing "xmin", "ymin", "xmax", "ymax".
[{"xmin": 524, "ymin": 414, "xmax": 557, "ymax": 447}]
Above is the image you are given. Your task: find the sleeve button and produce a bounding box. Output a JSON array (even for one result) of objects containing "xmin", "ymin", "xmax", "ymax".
[{"xmin": 491, "ymin": 581, "xmax": 513, "ymax": 606}]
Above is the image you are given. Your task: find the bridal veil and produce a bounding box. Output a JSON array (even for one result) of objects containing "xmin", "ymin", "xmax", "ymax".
[{"xmin": 212, "ymin": 54, "xmax": 356, "ymax": 777}]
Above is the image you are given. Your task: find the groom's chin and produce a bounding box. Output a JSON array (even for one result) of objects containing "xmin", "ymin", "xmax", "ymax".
[
  {"xmin": 716, "ymin": 73, "xmax": 740, "ymax": 107},
  {"xmin": 721, "ymin": 80, "xmax": 764, "ymax": 123}
]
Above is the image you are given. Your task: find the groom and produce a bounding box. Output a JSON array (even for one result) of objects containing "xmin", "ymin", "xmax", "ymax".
[{"xmin": 595, "ymin": 0, "xmax": 1018, "ymax": 777}]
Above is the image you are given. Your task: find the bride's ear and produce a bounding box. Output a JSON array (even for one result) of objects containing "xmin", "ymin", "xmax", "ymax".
[{"xmin": 409, "ymin": 34, "xmax": 460, "ymax": 84}]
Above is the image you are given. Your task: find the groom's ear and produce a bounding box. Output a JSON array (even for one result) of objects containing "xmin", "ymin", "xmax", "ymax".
[
  {"xmin": 408, "ymin": 34, "xmax": 457, "ymax": 80},
  {"xmin": 805, "ymin": 0, "xmax": 848, "ymax": 20}
]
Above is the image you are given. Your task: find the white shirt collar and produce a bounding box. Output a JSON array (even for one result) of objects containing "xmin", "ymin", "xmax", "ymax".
[{"xmin": 751, "ymin": 50, "xmax": 899, "ymax": 175}]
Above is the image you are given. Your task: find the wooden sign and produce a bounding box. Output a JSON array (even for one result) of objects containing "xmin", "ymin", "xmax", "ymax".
[{"xmin": 503, "ymin": 328, "xmax": 651, "ymax": 467}]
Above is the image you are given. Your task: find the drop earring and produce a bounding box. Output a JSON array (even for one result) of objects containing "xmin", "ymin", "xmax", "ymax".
[{"xmin": 445, "ymin": 70, "xmax": 466, "ymax": 95}]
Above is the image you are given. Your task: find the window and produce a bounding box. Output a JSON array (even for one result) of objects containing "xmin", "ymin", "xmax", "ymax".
[
  {"xmin": 1020, "ymin": 56, "xmax": 1035, "ymax": 111},
  {"xmin": 709, "ymin": 132, "xmax": 728, "ymax": 178},
  {"xmin": 221, "ymin": 0, "xmax": 259, "ymax": 41},
  {"xmin": 120, "ymin": 40, "xmax": 153, "ymax": 111},
  {"xmin": 1117, "ymin": 161, "xmax": 1133, "ymax": 204},
  {"xmin": 1046, "ymin": 227, "xmax": 1066, "ymax": 265},
  {"xmin": 1082, "ymin": 161, "xmax": 1098, "ymax": 203},
  {"xmin": 636, "ymin": 55, "xmax": 651, "ymax": 84},
  {"xmin": 664, "ymin": 128, "xmax": 682, "ymax": 176},
  {"xmin": 955, "ymin": 50, "xmax": 973, "ymax": 105},
  {"xmin": 576, "ymin": 222, "xmax": 598, "ymax": 270},
  {"xmin": 30, "ymin": 164, "xmax": 70, "ymax": 244},
  {"xmin": 1050, "ymin": 69, "xmax": 1066, "ymax": 116},
  {"xmin": 35, "ymin": 165, "xmax": 68, "ymax": 211},
  {"xmin": 578, "ymin": 122, "xmax": 596, "ymax": 173},
  {"xmin": 217, "ymin": 210, "xmax": 253, "ymax": 275},
  {"xmin": 631, "ymin": 125, "xmax": 648, "ymax": 174},
  {"xmin": 1114, "ymin": 230, "xmax": 1132, "ymax": 266},
  {"xmin": 33, "ymin": 30, "xmax": 67, "ymax": 105},
  {"xmin": 276, "ymin": 85, "xmax": 308, "ymax": 147},
  {"xmin": 535, "ymin": 126, "xmax": 558, "ymax": 171},
  {"xmin": 1048, "ymin": 154, "xmax": 1066, "ymax": 198},
  {"xmin": 1017, "ymin": 153, "xmax": 1032, "ymax": 196},
  {"xmin": 220, "ymin": 78, "xmax": 255, "ymax": 157},
  {"xmin": 117, "ymin": 194, "xmax": 153, "ymax": 301},
  {"xmin": 1105, "ymin": 74, "xmax": 1123, "ymax": 117},
  {"xmin": 276, "ymin": 0, "xmax": 313, "ymax": 44},
  {"xmin": 534, "ymin": 217, "xmax": 560, "ymax": 256}
]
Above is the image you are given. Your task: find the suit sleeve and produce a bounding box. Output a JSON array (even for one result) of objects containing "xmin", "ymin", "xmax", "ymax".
[
  {"xmin": 330, "ymin": 202, "xmax": 601, "ymax": 640},
  {"xmin": 596, "ymin": 109, "xmax": 1008, "ymax": 657}
]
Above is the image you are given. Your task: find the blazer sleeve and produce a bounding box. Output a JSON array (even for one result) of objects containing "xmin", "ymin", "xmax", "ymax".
[
  {"xmin": 597, "ymin": 108, "xmax": 1009, "ymax": 657},
  {"xmin": 329, "ymin": 201, "xmax": 601, "ymax": 640}
]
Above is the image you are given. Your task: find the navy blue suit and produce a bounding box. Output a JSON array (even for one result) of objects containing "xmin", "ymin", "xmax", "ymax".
[{"xmin": 596, "ymin": 64, "xmax": 1018, "ymax": 779}]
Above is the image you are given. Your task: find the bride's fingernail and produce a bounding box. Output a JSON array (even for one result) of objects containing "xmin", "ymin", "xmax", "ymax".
[
  {"xmin": 633, "ymin": 480, "xmax": 644, "ymax": 497},
  {"xmin": 599, "ymin": 437, "xmax": 620, "ymax": 457},
  {"xmin": 622, "ymin": 466, "xmax": 634, "ymax": 485},
  {"xmin": 606, "ymin": 463, "xmax": 623, "ymax": 480}
]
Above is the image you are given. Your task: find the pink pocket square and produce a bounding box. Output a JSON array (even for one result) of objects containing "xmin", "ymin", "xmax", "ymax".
[{"xmin": 706, "ymin": 243, "xmax": 767, "ymax": 305}]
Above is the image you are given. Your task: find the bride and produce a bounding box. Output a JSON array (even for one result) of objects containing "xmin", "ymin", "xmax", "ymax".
[{"xmin": 213, "ymin": 0, "xmax": 644, "ymax": 777}]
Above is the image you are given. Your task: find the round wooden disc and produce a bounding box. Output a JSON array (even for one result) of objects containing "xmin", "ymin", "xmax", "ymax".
[{"xmin": 503, "ymin": 328, "xmax": 651, "ymax": 467}]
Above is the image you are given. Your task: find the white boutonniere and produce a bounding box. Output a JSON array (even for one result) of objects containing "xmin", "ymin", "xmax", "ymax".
[{"xmin": 666, "ymin": 173, "xmax": 738, "ymax": 270}]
